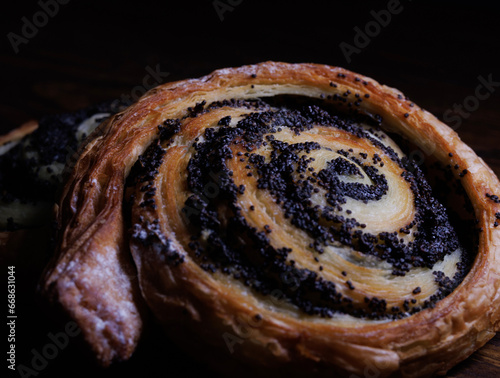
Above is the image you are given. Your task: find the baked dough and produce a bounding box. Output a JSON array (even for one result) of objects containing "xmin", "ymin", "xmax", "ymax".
[
  {"xmin": 0, "ymin": 102, "xmax": 141, "ymax": 365},
  {"xmin": 40, "ymin": 62, "xmax": 500, "ymax": 376}
]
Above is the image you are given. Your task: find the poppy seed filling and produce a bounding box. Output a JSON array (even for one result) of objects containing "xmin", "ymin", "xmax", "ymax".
[{"xmin": 130, "ymin": 96, "xmax": 471, "ymax": 320}]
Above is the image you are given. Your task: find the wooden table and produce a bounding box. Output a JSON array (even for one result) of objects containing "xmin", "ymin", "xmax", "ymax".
[{"xmin": 1, "ymin": 1, "xmax": 499, "ymax": 376}]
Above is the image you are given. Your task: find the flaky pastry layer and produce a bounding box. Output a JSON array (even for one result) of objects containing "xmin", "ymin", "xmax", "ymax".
[{"xmin": 40, "ymin": 62, "xmax": 500, "ymax": 376}]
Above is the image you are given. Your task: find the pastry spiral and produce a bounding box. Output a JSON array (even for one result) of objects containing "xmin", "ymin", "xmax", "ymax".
[{"xmin": 41, "ymin": 62, "xmax": 500, "ymax": 376}]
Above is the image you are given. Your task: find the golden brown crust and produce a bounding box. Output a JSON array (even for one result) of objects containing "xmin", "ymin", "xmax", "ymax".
[
  {"xmin": 0, "ymin": 118, "xmax": 146, "ymax": 366},
  {"xmin": 41, "ymin": 62, "xmax": 500, "ymax": 375}
]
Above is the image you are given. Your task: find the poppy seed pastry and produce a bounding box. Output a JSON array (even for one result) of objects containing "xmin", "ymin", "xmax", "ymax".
[{"xmin": 38, "ymin": 62, "xmax": 500, "ymax": 376}]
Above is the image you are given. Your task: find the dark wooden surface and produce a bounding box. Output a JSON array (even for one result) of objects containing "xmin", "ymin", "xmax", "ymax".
[{"xmin": 1, "ymin": 1, "xmax": 499, "ymax": 377}]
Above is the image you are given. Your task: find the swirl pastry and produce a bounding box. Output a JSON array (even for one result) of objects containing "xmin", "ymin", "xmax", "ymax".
[{"xmin": 40, "ymin": 62, "xmax": 500, "ymax": 376}]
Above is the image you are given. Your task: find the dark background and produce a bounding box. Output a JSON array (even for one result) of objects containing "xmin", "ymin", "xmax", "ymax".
[{"xmin": 1, "ymin": 1, "xmax": 499, "ymax": 377}]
